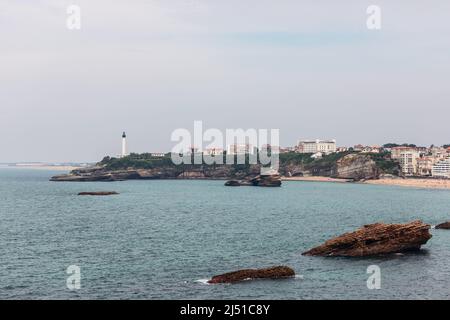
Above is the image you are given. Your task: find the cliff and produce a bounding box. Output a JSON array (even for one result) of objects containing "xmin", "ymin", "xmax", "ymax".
[
  {"xmin": 335, "ymin": 154, "xmax": 380, "ymax": 180},
  {"xmin": 50, "ymin": 152, "xmax": 398, "ymax": 182}
]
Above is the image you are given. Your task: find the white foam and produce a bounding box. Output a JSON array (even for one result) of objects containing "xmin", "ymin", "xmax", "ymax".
[{"xmin": 195, "ymin": 279, "xmax": 211, "ymax": 285}]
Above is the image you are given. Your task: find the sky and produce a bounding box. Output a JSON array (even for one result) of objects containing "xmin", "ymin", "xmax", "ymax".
[{"xmin": 1, "ymin": 0, "xmax": 449, "ymax": 162}]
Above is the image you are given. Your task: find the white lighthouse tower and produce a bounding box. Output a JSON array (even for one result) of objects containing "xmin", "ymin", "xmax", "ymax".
[{"xmin": 121, "ymin": 131, "xmax": 127, "ymax": 157}]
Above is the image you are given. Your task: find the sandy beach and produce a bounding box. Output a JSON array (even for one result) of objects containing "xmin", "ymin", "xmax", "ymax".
[
  {"xmin": 282, "ymin": 176, "xmax": 352, "ymax": 183},
  {"xmin": 283, "ymin": 176, "xmax": 450, "ymax": 190},
  {"xmin": 364, "ymin": 178, "xmax": 450, "ymax": 190}
]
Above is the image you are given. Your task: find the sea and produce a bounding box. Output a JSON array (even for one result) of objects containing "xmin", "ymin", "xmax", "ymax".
[{"xmin": 1, "ymin": 167, "xmax": 450, "ymax": 299}]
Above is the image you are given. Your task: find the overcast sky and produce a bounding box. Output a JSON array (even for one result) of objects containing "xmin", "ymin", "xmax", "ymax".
[{"xmin": 1, "ymin": 0, "xmax": 449, "ymax": 162}]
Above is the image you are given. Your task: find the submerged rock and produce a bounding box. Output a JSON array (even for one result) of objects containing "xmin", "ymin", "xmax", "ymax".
[
  {"xmin": 302, "ymin": 220, "xmax": 431, "ymax": 257},
  {"xmin": 208, "ymin": 266, "xmax": 295, "ymax": 284},
  {"xmin": 224, "ymin": 180, "xmax": 241, "ymax": 186},
  {"xmin": 435, "ymin": 222, "xmax": 450, "ymax": 229},
  {"xmin": 78, "ymin": 191, "xmax": 119, "ymax": 196}
]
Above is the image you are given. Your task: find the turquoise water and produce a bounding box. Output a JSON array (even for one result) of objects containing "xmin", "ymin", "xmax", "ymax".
[{"xmin": 1, "ymin": 168, "xmax": 450, "ymax": 299}]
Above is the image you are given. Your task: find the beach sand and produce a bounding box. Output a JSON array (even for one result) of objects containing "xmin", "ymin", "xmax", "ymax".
[
  {"xmin": 282, "ymin": 176, "xmax": 352, "ymax": 183},
  {"xmin": 282, "ymin": 176, "xmax": 450, "ymax": 190},
  {"xmin": 364, "ymin": 178, "xmax": 450, "ymax": 190}
]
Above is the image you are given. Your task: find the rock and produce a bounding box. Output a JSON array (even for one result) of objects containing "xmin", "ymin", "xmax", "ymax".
[
  {"xmin": 335, "ymin": 154, "xmax": 380, "ymax": 181},
  {"xmin": 208, "ymin": 266, "xmax": 295, "ymax": 284},
  {"xmin": 225, "ymin": 174, "xmax": 282, "ymax": 187},
  {"xmin": 78, "ymin": 191, "xmax": 119, "ymax": 196},
  {"xmin": 249, "ymin": 174, "xmax": 282, "ymax": 187},
  {"xmin": 435, "ymin": 222, "xmax": 450, "ymax": 229},
  {"xmin": 224, "ymin": 180, "xmax": 240, "ymax": 186},
  {"xmin": 302, "ymin": 220, "xmax": 432, "ymax": 257}
]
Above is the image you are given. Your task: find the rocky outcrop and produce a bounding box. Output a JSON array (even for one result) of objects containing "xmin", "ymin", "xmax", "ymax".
[
  {"xmin": 224, "ymin": 180, "xmax": 241, "ymax": 186},
  {"xmin": 335, "ymin": 154, "xmax": 380, "ymax": 181},
  {"xmin": 208, "ymin": 266, "xmax": 295, "ymax": 284},
  {"xmin": 250, "ymin": 174, "xmax": 282, "ymax": 187},
  {"xmin": 78, "ymin": 191, "xmax": 119, "ymax": 196},
  {"xmin": 50, "ymin": 164, "xmax": 261, "ymax": 182},
  {"xmin": 435, "ymin": 222, "xmax": 450, "ymax": 229},
  {"xmin": 302, "ymin": 220, "xmax": 432, "ymax": 257},
  {"xmin": 225, "ymin": 174, "xmax": 282, "ymax": 187}
]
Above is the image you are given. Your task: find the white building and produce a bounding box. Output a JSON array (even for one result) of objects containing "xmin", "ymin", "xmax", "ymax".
[
  {"xmin": 204, "ymin": 148, "xmax": 224, "ymax": 156},
  {"xmin": 432, "ymin": 158, "xmax": 450, "ymax": 178},
  {"xmin": 227, "ymin": 144, "xmax": 255, "ymax": 155},
  {"xmin": 297, "ymin": 139, "xmax": 336, "ymax": 154},
  {"xmin": 391, "ymin": 147, "xmax": 420, "ymax": 175},
  {"xmin": 150, "ymin": 153, "xmax": 166, "ymax": 157}
]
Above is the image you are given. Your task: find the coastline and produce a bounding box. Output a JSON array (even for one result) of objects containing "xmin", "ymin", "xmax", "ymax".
[
  {"xmin": 363, "ymin": 178, "xmax": 450, "ymax": 190},
  {"xmin": 283, "ymin": 175, "xmax": 450, "ymax": 190},
  {"xmin": 282, "ymin": 176, "xmax": 352, "ymax": 183},
  {"xmin": 1, "ymin": 165, "xmax": 81, "ymax": 172}
]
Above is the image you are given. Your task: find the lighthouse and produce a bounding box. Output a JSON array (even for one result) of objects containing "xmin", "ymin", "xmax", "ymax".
[{"xmin": 121, "ymin": 131, "xmax": 127, "ymax": 157}]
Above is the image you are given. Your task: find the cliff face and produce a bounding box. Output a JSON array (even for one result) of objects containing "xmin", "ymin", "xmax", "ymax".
[
  {"xmin": 50, "ymin": 165, "xmax": 261, "ymax": 182},
  {"xmin": 335, "ymin": 154, "xmax": 380, "ymax": 180},
  {"xmin": 51, "ymin": 153, "xmax": 387, "ymax": 182}
]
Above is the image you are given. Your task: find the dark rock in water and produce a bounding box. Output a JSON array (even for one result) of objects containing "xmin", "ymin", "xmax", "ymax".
[
  {"xmin": 250, "ymin": 174, "xmax": 282, "ymax": 187},
  {"xmin": 78, "ymin": 191, "xmax": 119, "ymax": 196},
  {"xmin": 302, "ymin": 220, "xmax": 431, "ymax": 257},
  {"xmin": 226, "ymin": 174, "xmax": 282, "ymax": 187},
  {"xmin": 208, "ymin": 266, "xmax": 295, "ymax": 284},
  {"xmin": 435, "ymin": 222, "xmax": 450, "ymax": 229},
  {"xmin": 224, "ymin": 180, "xmax": 241, "ymax": 186}
]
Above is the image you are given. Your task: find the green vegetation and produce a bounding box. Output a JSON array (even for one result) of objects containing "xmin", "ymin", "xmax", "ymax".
[
  {"xmin": 98, "ymin": 150, "xmax": 399, "ymax": 175},
  {"xmin": 368, "ymin": 152, "xmax": 400, "ymax": 175},
  {"xmin": 383, "ymin": 143, "xmax": 416, "ymax": 148}
]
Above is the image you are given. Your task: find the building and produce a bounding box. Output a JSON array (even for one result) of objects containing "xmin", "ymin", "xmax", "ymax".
[
  {"xmin": 121, "ymin": 132, "xmax": 128, "ymax": 158},
  {"xmin": 416, "ymin": 157, "xmax": 434, "ymax": 176},
  {"xmin": 432, "ymin": 158, "xmax": 450, "ymax": 178},
  {"xmin": 360, "ymin": 146, "xmax": 381, "ymax": 154},
  {"xmin": 297, "ymin": 139, "xmax": 336, "ymax": 154},
  {"xmin": 336, "ymin": 147, "xmax": 348, "ymax": 153},
  {"xmin": 430, "ymin": 146, "xmax": 447, "ymax": 160},
  {"xmin": 203, "ymin": 148, "xmax": 224, "ymax": 156},
  {"xmin": 150, "ymin": 153, "xmax": 166, "ymax": 157},
  {"xmin": 391, "ymin": 147, "xmax": 420, "ymax": 175},
  {"xmin": 227, "ymin": 144, "xmax": 255, "ymax": 155},
  {"xmin": 353, "ymin": 144, "xmax": 364, "ymax": 152}
]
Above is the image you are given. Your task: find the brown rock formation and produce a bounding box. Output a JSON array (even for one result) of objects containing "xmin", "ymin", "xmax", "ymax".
[
  {"xmin": 302, "ymin": 220, "xmax": 431, "ymax": 257},
  {"xmin": 435, "ymin": 222, "xmax": 450, "ymax": 229},
  {"xmin": 335, "ymin": 154, "xmax": 380, "ymax": 181},
  {"xmin": 250, "ymin": 174, "xmax": 282, "ymax": 187},
  {"xmin": 208, "ymin": 266, "xmax": 295, "ymax": 284},
  {"xmin": 78, "ymin": 191, "xmax": 119, "ymax": 196}
]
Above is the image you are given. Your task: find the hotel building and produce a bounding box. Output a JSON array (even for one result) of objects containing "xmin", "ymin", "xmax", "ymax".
[
  {"xmin": 432, "ymin": 158, "xmax": 450, "ymax": 178},
  {"xmin": 297, "ymin": 139, "xmax": 336, "ymax": 154}
]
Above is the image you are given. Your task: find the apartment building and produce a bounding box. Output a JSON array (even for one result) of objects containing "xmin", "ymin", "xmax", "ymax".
[
  {"xmin": 297, "ymin": 139, "xmax": 336, "ymax": 154},
  {"xmin": 391, "ymin": 147, "xmax": 420, "ymax": 175},
  {"xmin": 432, "ymin": 158, "xmax": 450, "ymax": 178}
]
